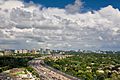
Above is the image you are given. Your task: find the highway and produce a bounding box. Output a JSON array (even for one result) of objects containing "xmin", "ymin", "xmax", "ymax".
[{"xmin": 28, "ymin": 55, "xmax": 80, "ymax": 80}]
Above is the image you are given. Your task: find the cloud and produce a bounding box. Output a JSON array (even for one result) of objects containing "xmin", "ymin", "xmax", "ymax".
[
  {"xmin": 0, "ymin": 0, "xmax": 120, "ymax": 50},
  {"xmin": 0, "ymin": 0, "xmax": 24, "ymax": 10},
  {"xmin": 65, "ymin": 0, "xmax": 83, "ymax": 13}
]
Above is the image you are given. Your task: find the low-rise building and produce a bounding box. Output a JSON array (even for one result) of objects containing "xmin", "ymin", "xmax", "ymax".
[
  {"xmin": 14, "ymin": 50, "xmax": 18, "ymax": 54},
  {"xmin": 4, "ymin": 49, "xmax": 13, "ymax": 56},
  {"xmin": 14, "ymin": 49, "xmax": 28, "ymax": 54},
  {"xmin": 59, "ymin": 51, "xmax": 65, "ymax": 54},
  {"xmin": 22, "ymin": 49, "xmax": 28, "ymax": 54},
  {"xmin": 18, "ymin": 50, "xmax": 23, "ymax": 54},
  {"xmin": 0, "ymin": 51, "xmax": 4, "ymax": 56},
  {"xmin": 31, "ymin": 49, "xmax": 37, "ymax": 54}
]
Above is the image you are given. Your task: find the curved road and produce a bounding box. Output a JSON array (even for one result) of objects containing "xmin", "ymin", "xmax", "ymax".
[{"xmin": 28, "ymin": 55, "xmax": 80, "ymax": 80}]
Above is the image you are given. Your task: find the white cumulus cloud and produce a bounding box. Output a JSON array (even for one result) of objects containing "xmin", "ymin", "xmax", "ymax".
[
  {"xmin": 0, "ymin": 0, "xmax": 120, "ymax": 50},
  {"xmin": 65, "ymin": 0, "xmax": 83, "ymax": 13}
]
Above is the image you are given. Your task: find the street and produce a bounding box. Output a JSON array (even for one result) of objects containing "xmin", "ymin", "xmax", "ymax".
[{"xmin": 29, "ymin": 55, "xmax": 80, "ymax": 80}]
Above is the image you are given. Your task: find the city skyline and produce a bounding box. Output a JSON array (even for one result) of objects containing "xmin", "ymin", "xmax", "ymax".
[{"xmin": 0, "ymin": 0, "xmax": 120, "ymax": 50}]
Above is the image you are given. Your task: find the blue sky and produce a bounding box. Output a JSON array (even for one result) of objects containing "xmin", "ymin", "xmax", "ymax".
[{"xmin": 24, "ymin": 0, "xmax": 120, "ymax": 11}]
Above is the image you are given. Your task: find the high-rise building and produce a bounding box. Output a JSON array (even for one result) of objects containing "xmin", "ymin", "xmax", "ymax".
[
  {"xmin": 45, "ymin": 49, "xmax": 51, "ymax": 54},
  {"xmin": 39, "ymin": 48, "xmax": 44, "ymax": 54}
]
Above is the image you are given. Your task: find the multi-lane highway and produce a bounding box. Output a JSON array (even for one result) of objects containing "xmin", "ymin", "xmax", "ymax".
[{"xmin": 29, "ymin": 55, "xmax": 80, "ymax": 80}]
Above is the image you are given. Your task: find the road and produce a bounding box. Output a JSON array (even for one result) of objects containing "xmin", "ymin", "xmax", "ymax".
[{"xmin": 28, "ymin": 55, "xmax": 80, "ymax": 80}]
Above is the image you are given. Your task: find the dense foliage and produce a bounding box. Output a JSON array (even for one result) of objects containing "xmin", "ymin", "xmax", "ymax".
[
  {"xmin": 15, "ymin": 53, "xmax": 42, "ymax": 57},
  {"xmin": 45, "ymin": 53, "xmax": 120, "ymax": 80},
  {"xmin": 0, "ymin": 56, "xmax": 33, "ymax": 72}
]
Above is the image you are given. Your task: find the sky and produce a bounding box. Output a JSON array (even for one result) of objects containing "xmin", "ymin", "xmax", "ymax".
[
  {"xmin": 0, "ymin": 0, "xmax": 120, "ymax": 50},
  {"xmin": 24, "ymin": 0, "xmax": 120, "ymax": 11}
]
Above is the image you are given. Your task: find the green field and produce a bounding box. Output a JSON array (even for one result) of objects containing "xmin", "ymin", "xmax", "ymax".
[{"xmin": 45, "ymin": 53, "xmax": 120, "ymax": 80}]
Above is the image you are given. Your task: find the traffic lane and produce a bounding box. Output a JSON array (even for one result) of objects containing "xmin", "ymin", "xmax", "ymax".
[{"xmin": 32, "ymin": 60, "xmax": 71, "ymax": 80}]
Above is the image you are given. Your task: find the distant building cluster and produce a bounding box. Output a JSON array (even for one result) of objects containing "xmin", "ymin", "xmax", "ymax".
[
  {"xmin": 0, "ymin": 48, "xmax": 119, "ymax": 56},
  {"xmin": 0, "ymin": 48, "xmax": 51, "ymax": 56}
]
